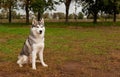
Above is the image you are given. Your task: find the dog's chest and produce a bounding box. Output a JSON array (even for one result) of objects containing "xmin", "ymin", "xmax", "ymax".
[
  {"xmin": 33, "ymin": 43, "xmax": 44, "ymax": 51},
  {"xmin": 32, "ymin": 38, "xmax": 44, "ymax": 49},
  {"xmin": 35, "ymin": 38, "xmax": 44, "ymax": 43}
]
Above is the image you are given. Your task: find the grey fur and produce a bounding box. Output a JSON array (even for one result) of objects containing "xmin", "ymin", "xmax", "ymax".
[
  {"xmin": 19, "ymin": 22, "xmax": 44, "ymax": 57},
  {"xmin": 17, "ymin": 18, "xmax": 48, "ymax": 69}
]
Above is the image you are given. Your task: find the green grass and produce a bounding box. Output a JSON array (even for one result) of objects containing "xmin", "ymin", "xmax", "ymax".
[
  {"xmin": 0, "ymin": 23, "xmax": 120, "ymax": 76},
  {"xmin": 0, "ymin": 25, "xmax": 120, "ymax": 61}
]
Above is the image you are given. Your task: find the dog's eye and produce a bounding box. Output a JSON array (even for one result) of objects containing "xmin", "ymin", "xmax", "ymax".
[
  {"xmin": 36, "ymin": 26, "xmax": 39, "ymax": 28},
  {"xmin": 32, "ymin": 25, "xmax": 39, "ymax": 28},
  {"xmin": 41, "ymin": 25, "xmax": 44, "ymax": 28},
  {"xmin": 35, "ymin": 26, "xmax": 39, "ymax": 28}
]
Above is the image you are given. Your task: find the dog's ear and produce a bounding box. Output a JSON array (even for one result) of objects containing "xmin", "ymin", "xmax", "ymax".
[
  {"xmin": 41, "ymin": 18, "xmax": 44, "ymax": 24},
  {"xmin": 39, "ymin": 18, "xmax": 44, "ymax": 25},
  {"xmin": 32, "ymin": 19, "xmax": 38, "ymax": 27}
]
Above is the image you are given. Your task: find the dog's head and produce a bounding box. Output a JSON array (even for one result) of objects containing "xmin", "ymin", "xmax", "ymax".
[{"xmin": 31, "ymin": 18, "xmax": 45, "ymax": 35}]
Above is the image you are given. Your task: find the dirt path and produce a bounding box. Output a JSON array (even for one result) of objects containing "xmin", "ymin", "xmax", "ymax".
[{"xmin": 0, "ymin": 52, "xmax": 120, "ymax": 77}]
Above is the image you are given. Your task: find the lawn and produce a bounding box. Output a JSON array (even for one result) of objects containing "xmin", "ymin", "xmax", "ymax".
[{"xmin": 0, "ymin": 23, "xmax": 120, "ymax": 77}]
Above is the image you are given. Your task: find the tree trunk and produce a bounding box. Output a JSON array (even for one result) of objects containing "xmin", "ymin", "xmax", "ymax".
[
  {"xmin": 93, "ymin": 12, "xmax": 97, "ymax": 23},
  {"xmin": 0, "ymin": 1, "xmax": 1, "ymax": 9},
  {"xmin": 113, "ymin": 0, "xmax": 116, "ymax": 22},
  {"xmin": 25, "ymin": 0, "xmax": 29, "ymax": 24},
  {"xmin": 65, "ymin": 0, "xmax": 72, "ymax": 23},
  {"xmin": 74, "ymin": 0, "xmax": 77, "ymax": 20},
  {"xmin": 93, "ymin": 0, "xmax": 98, "ymax": 23},
  {"xmin": 9, "ymin": 5, "xmax": 12, "ymax": 23},
  {"xmin": 113, "ymin": 11, "xmax": 116, "ymax": 22},
  {"xmin": 65, "ymin": 5, "xmax": 69, "ymax": 22},
  {"xmin": 38, "ymin": 11, "xmax": 41, "ymax": 21}
]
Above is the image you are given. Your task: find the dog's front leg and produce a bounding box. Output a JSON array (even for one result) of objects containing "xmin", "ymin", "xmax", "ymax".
[
  {"xmin": 39, "ymin": 47, "xmax": 48, "ymax": 67},
  {"xmin": 32, "ymin": 51, "xmax": 37, "ymax": 70}
]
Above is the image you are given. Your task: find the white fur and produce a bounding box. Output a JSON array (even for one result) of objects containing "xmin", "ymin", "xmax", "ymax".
[
  {"xmin": 17, "ymin": 55, "xmax": 28, "ymax": 67},
  {"xmin": 17, "ymin": 18, "xmax": 48, "ymax": 70}
]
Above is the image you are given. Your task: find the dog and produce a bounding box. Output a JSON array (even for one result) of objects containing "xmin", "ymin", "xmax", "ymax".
[{"xmin": 17, "ymin": 18, "xmax": 48, "ymax": 70}]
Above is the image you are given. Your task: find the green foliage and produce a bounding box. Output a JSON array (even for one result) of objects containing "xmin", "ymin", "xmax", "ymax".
[
  {"xmin": 78, "ymin": 12, "xmax": 83, "ymax": 19},
  {"xmin": 43, "ymin": 13, "xmax": 49, "ymax": 19},
  {"xmin": 30, "ymin": 0, "xmax": 59, "ymax": 20},
  {"xmin": 81, "ymin": 0, "xmax": 103, "ymax": 15},
  {"xmin": 31, "ymin": 0, "xmax": 46, "ymax": 14},
  {"xmin": 68, "ymin": 14, "xmax": 74, "ymax": 19},
  {"xmin": 0, "ymin": 0, "xmax": 17, "ymax": 9},
  {"xmin": 53, "ymin": 12, "xmax": 65, "ymax": 19},
  {"xmin": 56, "ymin": 12, "xmax": 65, "ymax": 19},
  {"xmin": 102, "ymin": 0, "xmax": 119, "ymax": 14},
  {"xmin": 31, "ymin": 0, "xmax": 59, "ymax": 14}
]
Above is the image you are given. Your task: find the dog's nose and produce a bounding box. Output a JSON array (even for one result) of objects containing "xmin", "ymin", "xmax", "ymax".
[{"xmin": 39, "ymin": 30, "xmax": 42, "ymax": 34}]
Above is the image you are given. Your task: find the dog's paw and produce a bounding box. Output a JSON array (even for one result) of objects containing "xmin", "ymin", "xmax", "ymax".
[
  {"xmin": 19, "ymin": 64, "xmax": 23, "ymax": 67},
  {"xmin": 32, "ymin": 67, "xmax": 36, "ymax": 70},
  {"xmin": 43, "ymin": 64, "xmax": 48, "ymax": 67}
]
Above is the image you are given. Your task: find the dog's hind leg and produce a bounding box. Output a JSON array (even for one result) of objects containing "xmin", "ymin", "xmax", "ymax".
[
  {"xmin": 39, "ymin": 48, "xmax": 48, "ymax": 67},
  {"xmin": 17, "ymin": 59, "xmax": 23, "ymax": 67}
]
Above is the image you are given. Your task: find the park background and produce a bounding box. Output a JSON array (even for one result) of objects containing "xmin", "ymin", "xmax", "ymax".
[{"xmin": 0, "ymin": 0, "xmax": 120, "ymax": 77}]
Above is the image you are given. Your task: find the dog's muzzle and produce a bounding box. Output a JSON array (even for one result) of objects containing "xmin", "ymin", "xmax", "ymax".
[{"xmin": 39, "ymin": 30, "xmax": 42, "ymax": 34}]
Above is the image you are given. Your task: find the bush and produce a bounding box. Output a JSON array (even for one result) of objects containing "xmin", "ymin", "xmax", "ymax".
[{"xmin": 78, "ymin": 12, "xmax": 83, "ymax": 19}]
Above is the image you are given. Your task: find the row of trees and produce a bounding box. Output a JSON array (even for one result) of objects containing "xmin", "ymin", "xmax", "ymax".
[
  {"xmin": 44, "ymin": 12, "xmax": 84, "ymax": 19},
  {"xmin": 59, "ymin": 0, "xmax": 120, "ymax": 23},
  {"xmin": 80, "ymin": 0, "xmax": 120, "ymax": 23},
  {"xmin": 0, "ymin": 0, "xmax": 120, "ymax": 23},
  {"xmin": 0, "ymin": 0, "xmax": 58, "ymax": 23},
  {"xmin": 0, "ymin": 11, "xmax": 84, "ymax": 19}
]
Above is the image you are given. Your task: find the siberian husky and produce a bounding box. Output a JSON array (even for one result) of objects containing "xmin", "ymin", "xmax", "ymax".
[{"xmin": 17, "ymin": 18, "xmax": 48, "ymax": 70}]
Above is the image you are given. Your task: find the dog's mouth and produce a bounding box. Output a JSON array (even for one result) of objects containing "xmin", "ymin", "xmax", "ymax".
[{"xmin": 39, "ymin": 30, "xmax": 42, "ymax": 34}]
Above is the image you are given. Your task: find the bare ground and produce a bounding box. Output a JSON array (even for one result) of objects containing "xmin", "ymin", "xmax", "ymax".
[
  {"xmin": 0, "ymin": 50, "xmax": 120, "ymax": 77},
  {"xmin": 0, "ymin": 26, "xmax": 120, "ymax": 77}
]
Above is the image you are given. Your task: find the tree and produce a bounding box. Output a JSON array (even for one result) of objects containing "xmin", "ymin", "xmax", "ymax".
[
  {"xmin": 64, "ymin": 0, "xmax": 72, "ymax": 22},
  {"xmin": 60, "ymin": 0, "xmax": 72, "ymax": 22},
  {"xmin": 57, "ymin": 12, "xmax": 65, "ymax": 19},
  {"xmin": 31, "ymin": 0, "xmax": 58, "ymax": 21},
  {"xmin": 31, "ymin": 0, "xmax": 46, "ymax": 21},
  {"xmin": 1, "ymin": 0, "xmax": 17, "ymax": 23},
  {"xmin": 25, "ymin": 0, "xmax": 30, "ymax": 24},
  {"xmin": 0, "ymin": 9, "xmax": 8, "ymax": 19},
  {"xmin": 113, "ymin": 0, "xmax": 117, "ymax": 22},
  {"xmin": 74, "ymin": 0, "xmax": 77, "ymax": 20},
  {"xmin": 111, "ymin": 0, "xmax": 120, "ymax": 22},
  {"xmin": 80, "ymin": 0, "xmax": 120, "ymax": 23},
  {"xmin": 43, "ymin": 13, "xmax": 49, "ymax": 19},
  {"xmin": 12, "ymin": 10, "xmax": 17, "ymax": 19},
  {"xmin": 0, "ymin": 0, "xmax": 1, "ymax": 9},
  {"xmin": 18, "ymin": 0, "xmax": 31, "ymax": 24},
  {"xmin": 81, "ymin": 0, "xmax": 104, "ymax": 23},
  {"xmin": 69, "ymin": 13, "xmax": 74, "ymax": 19},
  {"xmin": 102, "ymin": 0, "xmax": 120, "ymax": 22},
  {"xmin": 53, "ymin": 13, "xmax": 58, "ymax": 19},
  {"xmin": 78, "ymin": 12, "xmax": 83, "ymax": 19}
]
